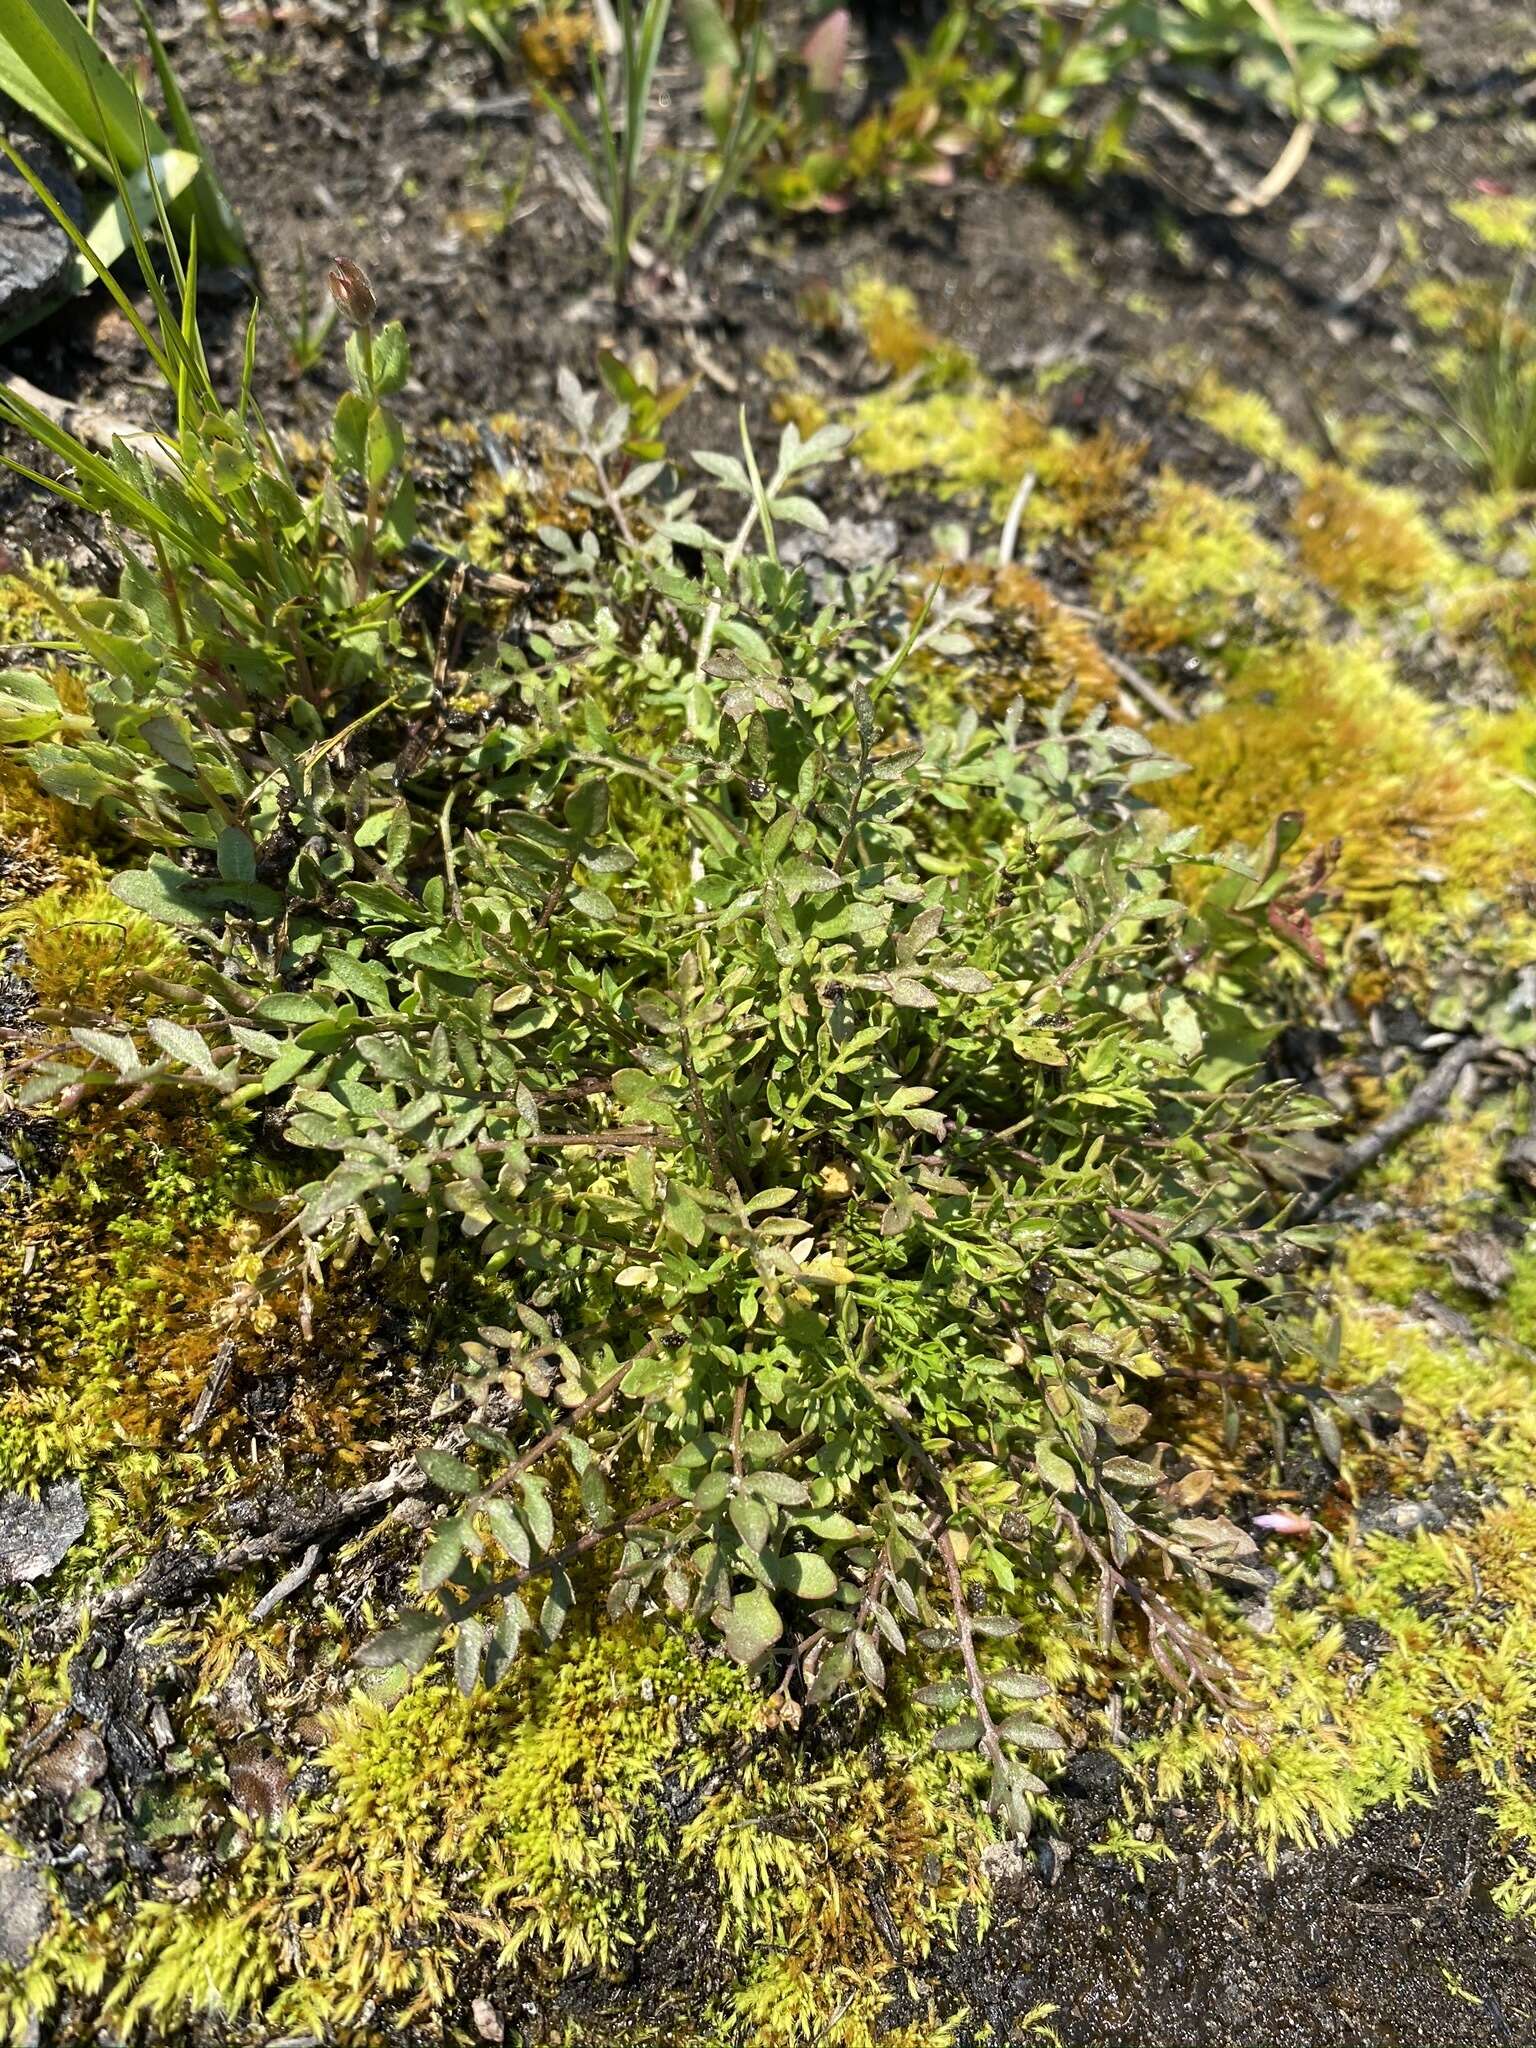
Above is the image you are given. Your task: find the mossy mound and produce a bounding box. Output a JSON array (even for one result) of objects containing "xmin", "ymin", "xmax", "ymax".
[{"xmin": 1154, "ymin": 641, "xmax": 1536, "ymax": 1004}]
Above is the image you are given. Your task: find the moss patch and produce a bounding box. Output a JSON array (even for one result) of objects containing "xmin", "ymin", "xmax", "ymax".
[
  {"xmin": 1154, "ymin": 640, "xmax": 1536, "ymax": 987},
  {"xmin": 1451, "ymin": 193, "xmax": 1536, "ymax": 251}
]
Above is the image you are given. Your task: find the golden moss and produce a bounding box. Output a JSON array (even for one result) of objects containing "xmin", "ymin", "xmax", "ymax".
[
  {"xmin": 97, "ymin": 1624, "xmax": 983, "ymax": 2046},
  {"xmin": 1156, "ymin": 640, "xmax": 1536, "ymax": 975},
  {"xmin": 519, "ymin": 4, "xmax": 595, "ymax": 82},
  {"xmin": 96, "ymin": 1625, "xmax": 753, "ymax": 2037},
  {"xmin": 921, "ymin": 561, "xmax": 1121, "ymax": 719},
  {"xmin": 0, "ymin": 1102, "xmax": 396, "ymax": 1578},
  {"xmin": 1450, "ymin": 576, "xmax": 1536, "ymax": 693},
  {"xmin": 1, "ymin": 879, "xmax": 176, "ymax": 1014},
  {"xmin": 770, "ymin": 387, "xmax": 832, "ymax": 440},
  {"xmin": 1098, "ymin": 473, "xmax": 1309, "ymax": 658},
  {"xmin": 851, "ymin": 383, "xmax": 1142, "ymax": 537},
  {"xmin": 849, "ymin": 277, "xmax": 970, "ymax": 385},
  {"xmin": 1340, "ymin": 1228, "xmax": 1437, "ymax": 1308},
  {"xmin": 1187, "ymin": 370, "xmax": 1308, "ymax": 471},
  {"xmin": 1137, "ymin": 1265, "xmax": 1536, "ymax": 1884},
  {"xmin": 1292, "ymin": 467, "xmax": 1453, "ymax": 615},
  {"xmin": 692, "ymin": 1746, "xmax": 981, "ymax": 2048},
  {"xmin": 0, "ymin": 1864, "xmax": 116, "ymax": 2048},
  {"xmin": 435, "ymin": 411, "xmax": 596, "ymax": 576}
]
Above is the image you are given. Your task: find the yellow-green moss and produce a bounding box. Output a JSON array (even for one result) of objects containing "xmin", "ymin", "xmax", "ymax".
[
  {"xmin": 1340, "ymin": 1228, "xmax": 1438, "ymax": 1308},
  {"xmin": 92, "ymin": 1626, "xmax": 752, "ymax": 2038},
  {"xmin": 437, "ymin": 411, "xmax": 596, "ymax": 577},
  {"xmin": 1185, "ymin": 373, "xmax": 1401, "ymax": 517},
  {"xmin": 1187, "ymin": 370, "xmax": 1309, "ymax": 472},
  {"xmin": 1135, "ymin": 1272, "xmax": 1536, "ymax": 1885},
  {"xmin": 10, "ymin": 270, "xmax": 1536, "ymax": 2048},
  {"xmin": 1292, "ymin": 467, "xmax": 1457, "ymax": 615},
  {"xmin": 692, "ymin": 1746, "xmax": 981, "ymax": 2048},
  {"xmin": 1451, "ymin": 193, "xmax": 1536, "ymax": 252},
  {"xmin": 78, "ymin": 1620, "xmax": 996, "ymax": 2047},
  {"xmin": 827, "ymin": 288, "xmax": 1144, "ymax": 538},
  {"xmin": 849, "ymin": 277, "xmax": 971, "ymax": 385},
  {"xmin": 1469, "ymin": 701, "xmax": 1536, "ymax": 789},
  {"xmin": 1123, "ymin": 1056, "xmax": 1536, "ymax": 1895},
  {"xmin": 0, "ymin": 1861, "xmax": 116, "ymax": 2048},
  {"xmin": 0, "ymin": 666, "xmax": 100, "ymax": 901},
  {"xmin": 0, "ymin": 1100, "xmax": 399, "ymax": 1594},
  {"xmin": 1097, "ymin": 473, "xmax": 1309, "ymax": 658},
  {"xmin": 0, "ymin": 567, "xmax": 75, "ymax": 648},
  {"xmin": 0, "ymin": 879, "xmax": 176, "ymax": 1014},
  {"xmin": 852, "ymin": 381, "xmax": 1141, "ymax": 536},
  {"xmin": 1406, "ymin": 277, "xmax": 1476, "ymax": 336},
  {"xmin": 1156, "ymin": 639, "xmax": 1536, "ymax": 980},
  {"xmin": 1450, "ymin": 576, "xmax": 1536, "ymax": 693},
  {"xmin": 1365, "ymin": 1094, "xmax": 1511, "ymax": 1213}
]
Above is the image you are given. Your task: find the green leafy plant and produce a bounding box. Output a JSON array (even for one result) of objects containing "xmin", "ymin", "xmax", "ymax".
[
  {"xmin": 0, "ymin": 0, "xmax": 248, "ymax": 329},
  {"xmin": 522, "ymin": 0, "xmax": 1381, "ymax": 248},
  {"xmin": 0, "ymin": 227, "xmax": 417, "ymax": 884},
  {"xmin": 731, "ymin": 0, "xmax": 1385, "ymax": 213},
  {"xmin": 0, "ymin": 205, "xmax": 1336, "ymax": 1832},
  {"xmin": 752, "ymin": 6, "xmax": 1008, "ymax": 213},
  {"xmin": 598, "ymin": 345, "xmax": 698, "ymax": 460},
  {"xmin": 1152, "ymin": 0, "xmax": 1381, "ymax": 126},
  {"xmin": 283, "ymin": 264, "xmax": 340, "ymax": 380}
]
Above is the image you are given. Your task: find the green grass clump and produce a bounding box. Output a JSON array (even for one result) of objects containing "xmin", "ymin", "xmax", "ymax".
[{"xmin": 1441, "ymin": 290, "xmax": 1536, "ymax": 493}]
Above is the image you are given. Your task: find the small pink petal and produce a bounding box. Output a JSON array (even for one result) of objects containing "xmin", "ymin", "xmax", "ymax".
[
  {"xmin": 801, "ymin": 8, "xmax": 851, "ymax": 96},
  {"xmin": 1253, "ymin": 1511, "xmax": 1315, "ymax": 1536}
]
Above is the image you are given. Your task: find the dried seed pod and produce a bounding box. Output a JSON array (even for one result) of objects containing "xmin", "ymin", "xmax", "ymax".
[{"xmin": 326, "ymin": 256, "xmax": 377, "ymax": 327}]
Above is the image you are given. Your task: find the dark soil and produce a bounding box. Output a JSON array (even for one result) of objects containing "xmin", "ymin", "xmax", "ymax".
[
  {"xmin": 6, "ymin": 4, "xmax": 1536, "ymax": 2043},
  {"xmin": 5, "ymin": 0, "xmax": 1535, "ymax": 520},
  {"xmin": 480, "ymin": 1752, "xmax": 1536, "ymax": 2048},
  {"xmin": 933, "ymin": 1771, "xmax": 1536, "ymax": 2048}
]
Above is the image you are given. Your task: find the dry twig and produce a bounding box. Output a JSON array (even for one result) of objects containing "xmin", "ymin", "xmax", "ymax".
[{"xmin": 1292, "ymin": 1037, "xmax": 1490, "ymax": 1224}]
